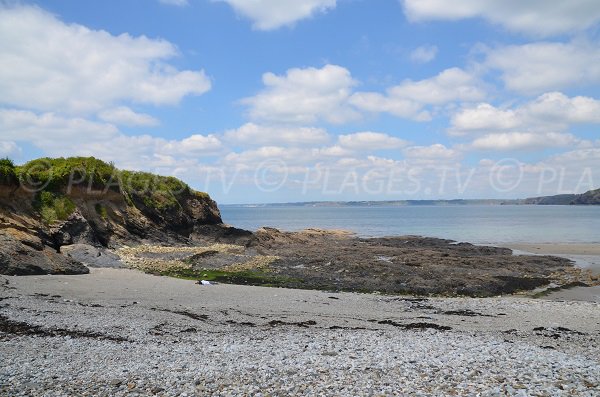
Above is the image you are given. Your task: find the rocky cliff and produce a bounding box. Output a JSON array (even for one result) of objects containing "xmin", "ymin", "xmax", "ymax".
[
  {"xmin": 0, "ymin": 157, "xmax": 223, "ymax": 275},
  {"xmin": 570, "ymin": 188, "xmax": 600, "ymax": 205},
  {"xmin": 524, "ymin": 188, "xmax": 600, "ymax": 205}
]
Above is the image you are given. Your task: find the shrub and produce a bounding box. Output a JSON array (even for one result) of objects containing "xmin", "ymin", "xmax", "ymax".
[
  {"xmin": 33, "ymin": 191, "xmax": 76, "ymax": 224},
  {"xmin": 0, "ymin": 158, "xmax": 17, "ymax": 185},
  {"xmin": 120, "ymin": 170, "xmax": 190, "ymax": 211},
  {"xmin": 95, "ymin": 203, "xmax": 108, "ymax": 219},
  {"xmin": 16, "ymin": 157, "xmax": 118, "ymax": 192}
]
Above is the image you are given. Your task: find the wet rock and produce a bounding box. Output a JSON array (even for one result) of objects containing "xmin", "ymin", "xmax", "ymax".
[
  {"xmin": 50, "ymin": 211, "xmax": 97, "ymax": 247},
  {"xmin": 0, "ymin": 231, "xmax": 88, "ymax": 275},
  {"xmin": 61, "ymin": 244, "xmax": 124, "ymax": 268}
]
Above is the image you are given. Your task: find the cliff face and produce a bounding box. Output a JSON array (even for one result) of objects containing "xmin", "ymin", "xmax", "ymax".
[
  {"xmin": 0, "ymin": 157, "xmax": 223, "ymax": 275},
  {"xmin": 571, "ymin": 188, "xmax": 600, "ymax": 205},
  {"xmin": 523, "ymin": 188, "xmax": 600, "ymax": 205},
  {"xmin": 522, "ymin": 194, "xmax": 578, "ymax": 205}
]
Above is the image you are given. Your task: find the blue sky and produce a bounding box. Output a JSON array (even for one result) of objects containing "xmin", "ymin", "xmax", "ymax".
[{"xmin": 1, "ymin": 0, "xmax": 600, "ymax": 203}]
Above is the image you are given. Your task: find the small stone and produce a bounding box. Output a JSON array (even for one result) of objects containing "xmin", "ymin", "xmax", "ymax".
[{"xmin": 322, "ymin": 351, "xmax": 338, "ymax": 356}]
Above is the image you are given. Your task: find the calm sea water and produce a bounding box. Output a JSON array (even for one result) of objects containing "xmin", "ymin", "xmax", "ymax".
[{"xmin": 220, "ymin": 205, "xmax": 600, "ymax": 245}]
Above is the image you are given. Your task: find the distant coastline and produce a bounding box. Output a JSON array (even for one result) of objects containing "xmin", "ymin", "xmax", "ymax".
[{"xmin": 223, "ymin": 187, "xmax": 600, "ymax": 207}]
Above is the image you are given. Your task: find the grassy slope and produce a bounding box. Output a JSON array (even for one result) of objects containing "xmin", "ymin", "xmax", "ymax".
[{"xmin": 1, "ymin": 156, "xmax": 210, "ymax": 224}]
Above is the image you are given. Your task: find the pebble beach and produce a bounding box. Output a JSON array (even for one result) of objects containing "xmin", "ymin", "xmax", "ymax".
[{"xmin": 1, "ymin": 268, "xmax": 599, "ymax": 396}]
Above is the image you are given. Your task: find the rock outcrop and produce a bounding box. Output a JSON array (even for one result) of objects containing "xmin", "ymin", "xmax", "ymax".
[
  {"xmin": 0, "ymin": 228, "xmax": 88, "ymax": 275},
  {"xmin": 0, "ymin": 157, "xmax": 223, "ymax": 275}
]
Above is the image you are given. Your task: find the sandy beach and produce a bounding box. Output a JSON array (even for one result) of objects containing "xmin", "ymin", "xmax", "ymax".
[
  {"xmin": 1, "ymin": 268, "xmax": 599, "ymax": 396},
  {"xmin": 506, "ymin": 243, "xmax": 600, "ymax": 258},
  {"xmin": 505, "ymin": 243, "xmax": 600, "ymax": 303}
]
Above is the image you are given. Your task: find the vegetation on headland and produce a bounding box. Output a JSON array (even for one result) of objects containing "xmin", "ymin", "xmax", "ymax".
[
  {"xmin": 0, "ymin": 158, "xmax": 18, "ymax": 185},
  {"xmin": 1, "ymin": 156, "xmax": 211, "ymax": 224},
  {"xmin": 33, "ymin": 191, "xmax": 77, "ymax": 224}
]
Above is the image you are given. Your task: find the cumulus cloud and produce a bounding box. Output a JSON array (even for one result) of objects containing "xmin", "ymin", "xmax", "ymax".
[
  {"xmin": 0, "ymin": 108, "xmax": 222, "ymax": 169},
  {"xmin": 0, "ymin": 109, "xmax": 119, "ymax": 150},
  {"xmin": 214, "ymin": 0, "xmax": 336, "ymax": 30},
  {"xmin": 350, "ymin": 68, "xmax": 485, "ymax": 120},
  {"xmin": 242, "ymin": 64, "xmax": 359, "ymax": 124},
  {"xmin": 0, "ymin": 5, "xmax": 211, "ymax": 114},
  {"xmin": 410, "ymin": 45, "xmax": 438, "ymax": 63},
  {"xmin": 224, "ymin": 123, "xmax": 329, "ymax": 146},
  {"xmin": 98, "ymin": 107, "xmax": 160, "ymax": 127},
  {"xmin": 484, "ymin": 41, "xmax": 600, "ymax": 95},
  {"xmin": 337, "ymin": 132, "xmax": 408, "ymax": 151},
  {"xmin": 402, "ymin": 0, "xmax": 600, "ymax": 37},
  {"xmin": 403, "ymin": 144, "xmax": 458, "ymax": 159},
  {"xmin": 451, "ymin": 92, "xmax": 600, "ymax": 134},
  {"xmin": 470, "ymin": 132, "xmax": 579, "ymax": 151},
  {"xmin": 0, "ymin": 141, "xmax": 21, "ymax": 157}
]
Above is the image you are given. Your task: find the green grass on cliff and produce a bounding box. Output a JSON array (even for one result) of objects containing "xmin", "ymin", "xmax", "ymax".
[
  {"xmin": 16, "ymin": 157, "xmax": 118, "ymax": 192},
  {"xmin": 33, "ymin": 191, "xmax": 76, "ymax": 224},
  {"xmin": 120, "ymin": 170, "xmax": 194, "ymax": 211},
  {"xmin": 2, "ymin": 156, "xmax": 211, "ymax": 218}
]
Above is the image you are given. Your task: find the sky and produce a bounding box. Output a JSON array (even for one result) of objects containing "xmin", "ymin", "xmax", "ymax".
[{"xmin": 1, "ymin": 0, "xmax": 600, "ymax": 204}]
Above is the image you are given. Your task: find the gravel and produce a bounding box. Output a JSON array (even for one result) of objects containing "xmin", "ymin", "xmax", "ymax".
[{"xmin": 1, "ymin": 269, "xmax": 599, "ymax": 396}]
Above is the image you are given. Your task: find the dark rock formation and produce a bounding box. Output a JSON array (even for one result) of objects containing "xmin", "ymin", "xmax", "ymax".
[
  {"xmin": 238, "ymin": 228, "xmax": 577, "ymax": 297},
  {"xmin": 0, "ymin": 229, "xmax": 88, "ymax": 275}
]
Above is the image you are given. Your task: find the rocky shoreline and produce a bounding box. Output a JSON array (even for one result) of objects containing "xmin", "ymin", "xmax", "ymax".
[
  {"xmin": 1, "ymin": 157, "xmax": 597, "ymax": 297},
  {"xmin": 1, "ymin": 268, "xmax": 598, "ymax": 396}
]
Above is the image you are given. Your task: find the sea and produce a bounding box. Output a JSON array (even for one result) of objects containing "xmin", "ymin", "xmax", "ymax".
[{"xmin": 220, "ymin": 204, "xmax": 600, "ymax": 245}]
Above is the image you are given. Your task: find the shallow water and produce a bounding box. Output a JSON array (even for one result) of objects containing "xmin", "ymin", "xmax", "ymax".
[{"xmin": 221, "ymin": 205, "xmax": 600, "ymax": 245}]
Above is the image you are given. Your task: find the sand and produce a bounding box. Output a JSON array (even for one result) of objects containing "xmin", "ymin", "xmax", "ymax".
[{"xmin": 506, "ymin": 243, "xmax": 600, "ymax": 257}]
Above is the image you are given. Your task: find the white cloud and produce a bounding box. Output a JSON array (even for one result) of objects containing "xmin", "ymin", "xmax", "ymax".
[
  {"xmin": 163, "ymin": 134, "xmax": 223, "ymax": 156},
  {"xmin": 525, "ymin": 92, "xmax": 600, "ymax": 124},
  {"xmin": 387, "ymin": 68, "xmax": 486, "ymax": 105},
  {"xmin": 451, "ymin": 103, "xmax": 519, "ymax": 133},
  {"xmin": 470, "ymin": 132, "xmax": 579, "ymax": 151},
  {"xmin": 402, "ymin": 0, "xmax": 600, "ymax": 37},
  {"xmin": 410, "ymin": 45, "xmax": 438, "ymax": 63},
  {"xmin": 0, "ymin": 109, "xmax": 118, "ymax": 151},
  {"xmin": 98, "ymin": 107, "xmax": 159, "ymax": 127},
  {"xmin": 403, "ymin": 144, "xmax": 458, "ymax": 159},
  {"xmin": 214, "ymin": 0, "xmax": 336, "ymax": 30},
  {"xmin": 349, "ymin": 68, "xmax": 485, "ymax": 120},
  {"xmin": 242, "ymin": 64, "xmax": 359, "ymax": 124},
  {"xmin": 0, "ymin": 141, "xmax": 21, "ymax": 157},
  {"xmin": 0, "ymin": 5, "xmax": 211, "ymax": 114},
  {"xmin": 0, "ymin": 108, "xmax": 222, "ymax": 170},
  {"xmin": 484, "ymin": 41, "xmax": 600, "ymax": 95},
  {"xmin": 338, "ymin": 132, "xmax": 408, "ymax": 151},
  {"xmin": 159, "ymin": 0, "xmax": 189, "ymax": 6},
  {"xmin": 348, "ymin": 92, "xmax": 429, "ymax": 120},
  {"xmin": 224, "ymin": 123, "xmax": 329, "ymax": 146},
  {"xmin": 451, "ymin": 92, "xmax": 600, "ymax": 134}
]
